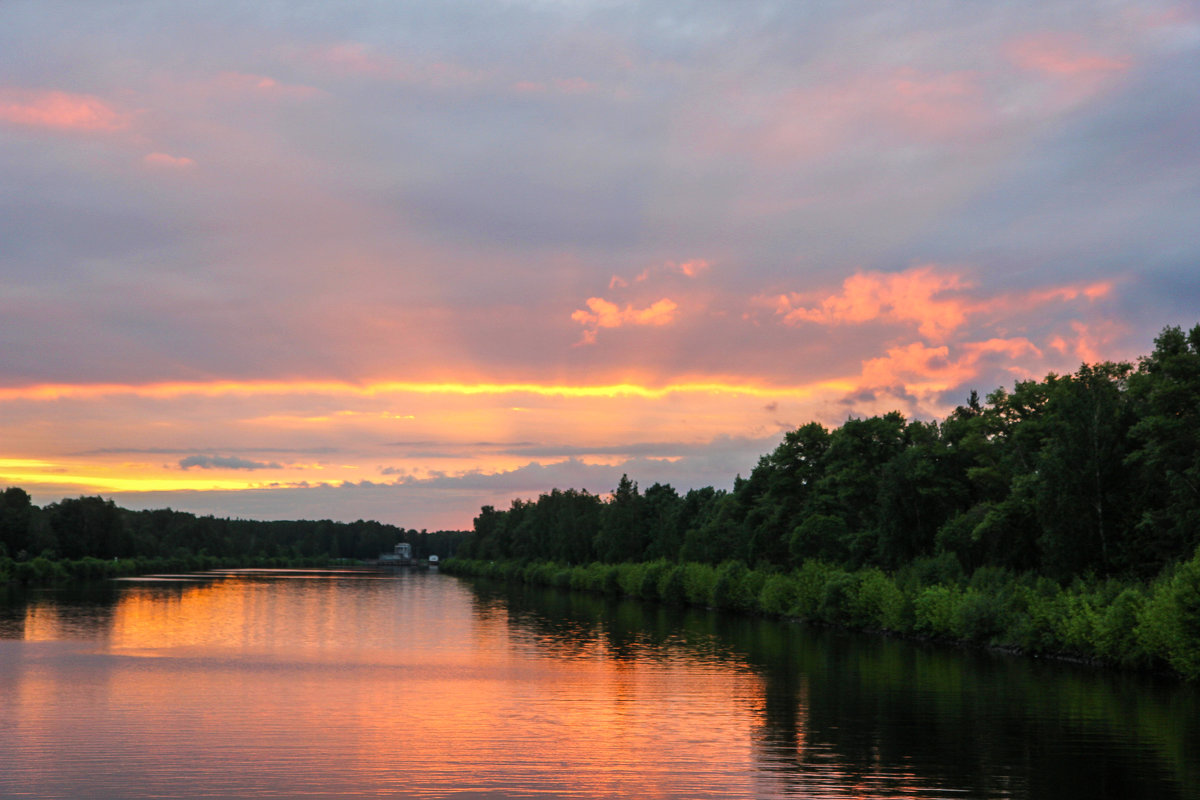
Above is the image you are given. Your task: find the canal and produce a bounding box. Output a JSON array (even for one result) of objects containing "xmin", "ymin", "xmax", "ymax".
[{"xmin": 1, "ymin": 569, "xmax": 1196, "ymax": 799}]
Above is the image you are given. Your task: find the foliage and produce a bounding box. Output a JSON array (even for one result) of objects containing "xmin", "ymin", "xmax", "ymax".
[{"xmin": 0, "ymin": 492, "xmax": 470, "ymax": 584}]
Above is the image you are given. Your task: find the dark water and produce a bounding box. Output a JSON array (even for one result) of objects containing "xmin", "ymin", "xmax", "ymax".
[{"xmin": 0, "ymin": 570, "xmax": 1196, "ymax": 799}]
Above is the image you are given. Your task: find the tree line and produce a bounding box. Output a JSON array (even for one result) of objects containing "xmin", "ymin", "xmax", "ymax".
[
  {"xmin": 459, "ymin": 324, "xmax": 1200, "ymax": 582},
  {"xmin": 0, "ymin": 490, "xmax": 468, "ymax": 580}
]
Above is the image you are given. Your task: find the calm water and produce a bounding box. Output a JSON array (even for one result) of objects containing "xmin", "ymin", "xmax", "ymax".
[{"xmin": 1, "ymin": 569, "xmax": 1197, "ymax": 800}]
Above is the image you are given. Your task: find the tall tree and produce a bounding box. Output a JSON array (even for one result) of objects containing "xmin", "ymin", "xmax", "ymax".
[
  {"xmin": 1126, "ymin": 324, "xmax": 1200, "ymax": 569},
  {"xmin": 594, "ymin": 475, "xmax": 646, "ymax": 562}
]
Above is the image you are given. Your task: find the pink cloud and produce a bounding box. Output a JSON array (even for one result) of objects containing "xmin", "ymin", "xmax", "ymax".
[
  {"xmin": 212, "ymin": 72, "xmax": 324, "ymax": 100},
  {"xmin": 311, "ymin": 43, "xmax": 486, "ymax": 88},
  {"xmin": 571, "ymin": 297, "xmax": 679, "ymax": 345},
  {"xmin": 1007, "ymin": 34, "xmax": 1130, "ymax": 76},
  {"xmin": 511, "ymin": 76, "xmax": 618, "ymax": 98},
  {"xmin": 700, "ymin": 68, "xmax": 993, "ymax": 165},
  {"xmin": 315, "ymin": 42, "xmax": 395, "ymax": 77},
  {"xmin": 143, "ymin": 152, "xmax": 196, "ymax": 169},
  {"xmin": 885, "ymin": 68, "xmax": 989, "ymax": 139},
  {"xmin": 0, "ymin": 88, "xmax": 129, "ymax": 132},
  {"xmin": 553, "ymin": 77, "xmax": 597, "ymax": 95}
]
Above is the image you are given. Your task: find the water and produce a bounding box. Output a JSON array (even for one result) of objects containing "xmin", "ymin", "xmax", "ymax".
[{"xmin": 0, "ymin": 569, "xmax": 1196, "ymax": 799}]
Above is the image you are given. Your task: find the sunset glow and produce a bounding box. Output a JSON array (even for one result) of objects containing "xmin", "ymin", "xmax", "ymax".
[{"xmin": 2, "ymin": 1, "xmax": 1197, "ymax": 528}]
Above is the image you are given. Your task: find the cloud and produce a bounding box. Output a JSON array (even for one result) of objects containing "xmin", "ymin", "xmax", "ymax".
[
  {"xmin": 144, "ymin": 152, "xmax": 196, "ymax": 169},
  {"xmin": 1006, "ymin": 34, "xmax": 1130, "ymax": 77},
  {"xmin": 771, "ymin": 267, "xmax": 1116, "ymax": 343},
  {"xmin": 571, "ymin": 296, "xmax": 679, "ymax": 344},
  {"xmin": 668, "ymin": 259, "xmax": 711, "ymax": 278},
  {"xmin": 210, "ymin": 72, "xmax": 324, "ymax": 100},
  {"xmin": 179, "ymin": 455, "xmax": 282, "ymax": 471},
  {"xmin": 1048, "ymin": 319, "xmax": 1125, "ymax": 365},
  {"xmin": 860, "ymin": 338, "xmax": 1042, "ymax": 393},
  {"xmin": 514, "ymin": 77, "xmax": 602, "ymax": 95},
  {"xmin": 0, "ymin": 88, "xmax": 130, "ymax": 132},
  {"xmin": 773, "ymin": 266, "xmax": 971, "ymax": 340},
  {"xmin": 308, "ymin": 42, "xmax": 486, "ymax": 88},
  {"xmin": 608, "ymin": 258, "xmax": 711, "ymax": 289}
]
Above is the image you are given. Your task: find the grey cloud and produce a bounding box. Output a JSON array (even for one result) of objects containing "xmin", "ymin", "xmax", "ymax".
[{"xmin": 179, "ymin": 455, "xmax": 282, "ymax": 471}]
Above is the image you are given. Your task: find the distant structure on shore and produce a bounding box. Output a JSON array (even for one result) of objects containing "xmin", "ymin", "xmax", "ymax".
[{"xmin": 378, "ymin": 542, "xmax": 413, "ymax": 565}]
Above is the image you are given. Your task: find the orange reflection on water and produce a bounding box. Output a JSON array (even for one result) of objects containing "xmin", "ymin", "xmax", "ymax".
[
  {"xmin": 1, "ymin": 573, "xmax": 1003, "ymax": 799},
  {"xmin": 83, "ymin": 574, "xmax": 781, "ymax": 797}
]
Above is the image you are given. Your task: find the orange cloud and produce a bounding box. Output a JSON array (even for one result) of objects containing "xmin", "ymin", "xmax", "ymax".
[
  {"xmin": 1007, "ymin": 34, "xmax": 1130, "ymax": 76},
  {"xmin": 1048, "ymin": 319, "xmax": 1125, "ymax": 364},
  {"xmin": 668, "ymin": 259, "xmax": 711, "ymax": 278},
  {"xmin": 1024, "ymin": 280, "xmax": 1113, "ymax": 305},
  {"xmin": 610, "ymin": 258, "xmax": 711, "ymax": 289},
  {"xmin": 571, "ymin": 297, "xmax": 679, "ymax": 344},
  {"xmin": 0, "ymin": 88, "xmax": 129, "ymax": 132},
  {"xmin": 860, "ymin": 337, "xmax": 1042, "ymax": 396},
  {"xmin": 774, "ymin": 268, "xmax": 1115, "ymax": 342},
  {"xmin": 774, "ymin": 266, "xmax": 971, "ymax": 340}
]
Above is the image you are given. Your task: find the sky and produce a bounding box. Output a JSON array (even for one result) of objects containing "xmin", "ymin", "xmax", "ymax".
[{"xmin": 2, "ymin": 1, "xmax": 1199, "ymax": 531}]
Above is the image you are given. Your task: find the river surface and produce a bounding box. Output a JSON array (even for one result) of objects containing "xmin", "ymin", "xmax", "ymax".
[{"xmin": 0, "ymin": 568, "xmax": 1196, "ymax": 799}]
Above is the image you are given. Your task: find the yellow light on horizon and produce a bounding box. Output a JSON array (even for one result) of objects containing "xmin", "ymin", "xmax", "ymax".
[{"xmin": 0, "ymin": 377, "xmax": 860, "ymax": 403}]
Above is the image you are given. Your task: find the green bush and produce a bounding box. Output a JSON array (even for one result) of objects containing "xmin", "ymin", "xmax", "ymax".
[
  {"xmin": 953, "ymin": 587, "xmax": 1005, "ymax": 642},
  {"xmin": 13, "ymin": 556, "xmax": 69, "ymax": 584},
  {"xmin": 817, "ymin": 571, "xmax": 859, "ymax": 625},
  {"xmin": 1137, "ymin": 552, "xmax": 1200, "ymax": 680},
  {"xmin": 712, "ymin": 561, "xmax": 760, "ymax": 613},
  {"xmin": 913, "ymin": 584, "xmax": 962, "ymax": 637},
  {"xmin": 637, "ymin": 560, "xmax": 672, "ymax": 600},
  {"xmin": 759, "ymin": 573, "xmax": 800, "ymax": 617},
  {"xmin": 445, "ymin": 555, "xmax": 1200, "ymax": 680},
  {"xmin": 682, "ymin": 562, "xmax": 718, "ymax": 606},
  {"xmin": 855, "ymin": 568, "xmax": 908, "ymax": 631},
  {"xmin": 1007, "ymin": 580, "xmax": 1070, "ymax": 654},
  {"xmin": 790, "ymin": 560, "xmax": 840, "ymax": 620},
  {"xmin": 657, "ymin": 565, "xmax": 687, "ymax": 605}
]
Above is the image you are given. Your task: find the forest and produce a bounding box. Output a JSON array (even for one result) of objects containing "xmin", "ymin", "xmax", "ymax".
[
  {"xmin": 0, "ymin": 492, "xmax": 468, "ymax": 582},
  {"xmin": 449, "ymin": 324, "xmax": 1200, "ymax": 679}
]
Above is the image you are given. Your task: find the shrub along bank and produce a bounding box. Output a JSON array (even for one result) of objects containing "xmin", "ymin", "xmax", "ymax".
[
  {"xmin": 443, "ymin": 552, "xmax": 1200, "ymax": 682},
  {"xmin": 0, "ymin": 553, "xmax": 356, "ymax": 585}
]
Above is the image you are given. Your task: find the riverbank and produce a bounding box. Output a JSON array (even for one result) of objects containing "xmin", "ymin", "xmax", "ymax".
[
  {"xmin": 0, "ymin": 553, "xmax": 358, "ymax": 585},
  {"xmin": 443, "ymin": 554, "xmax": 1200, "ymax": 681}
]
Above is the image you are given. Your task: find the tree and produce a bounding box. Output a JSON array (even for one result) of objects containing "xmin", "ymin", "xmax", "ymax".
[
  {"xmin": 594, "ymin": 475, "xmax": 646, "ymax": 562},
  {"xmin": 1126, "ymin": 324, "xmax": 1200, "ymax": 570},
  {"xmin": 1033, "ymin": 362, "xmax": 1135, "ymax": 578},
  {"xmin": 46, "ymin": 496, "xmax": 129, "ymax": 560},
  {"xmin": 0, "ymin": 487, "xmax": 34, "ymax": 558}
]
